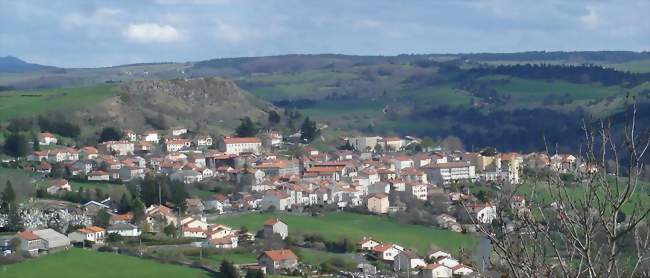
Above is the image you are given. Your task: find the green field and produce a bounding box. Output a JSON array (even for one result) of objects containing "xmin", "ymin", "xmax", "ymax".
[
  {"xmin": 213, "ymin": 212, "xmax": 477, "ymax": 254},
  {"xmin": 0, "ymin": 85, "xmax": 115, "ymax": 122},
  {"xmin": 484, "ymin": 76, "xmax": 620, "ymax": 103},
  {"xmin": 0, "ymin": 248, "xmax": 210, "ymax": 278},
  {"xmin": 296, "ymin": 248, "xmax": 357, "ymax": 267},
  {"xmin": 513, "ymin": 180, "xmax": 650, "ymax": 215}
]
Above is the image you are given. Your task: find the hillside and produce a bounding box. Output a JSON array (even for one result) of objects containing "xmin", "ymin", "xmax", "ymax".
[
  {"xmin": 105, "ymin": 77, "xmax": 275, "ymax": 132},
  {"xmin": 0, "ymin": 77, "xmax": 277, "ymax": 142},
  {"xmin": 2, "ymin": 52, "xmax": 649, "ymax": 152},
  {"xmin": 0, "ymin": 56, "xmax": 60, "ymax": 73}
]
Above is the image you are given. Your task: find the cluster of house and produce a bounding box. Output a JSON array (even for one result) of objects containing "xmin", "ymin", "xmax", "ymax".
[
  {"xmin": 358, "ymin": 237, "xmax": 475, "ymax": 278},
  {"xmin": 25, "ymin": 130, "xmax": 592, "ymax": 234}
]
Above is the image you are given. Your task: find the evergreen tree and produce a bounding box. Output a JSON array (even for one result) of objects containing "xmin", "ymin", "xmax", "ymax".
[
  {"xmin": 2, "ymin": 181, "xmax": 16, "ymax": 206},
  {"xmin": 99, "ymin": 127, "xmax": 123, "ymax": 142},
  {"xmin": 163, "ymin": 223, "xmax": 176, "ymax": 237},
  {"xmin": 94, "ymin": 210, "xmax": 111, "ymax": 228},
  {"xmin": 3, "ymin": 132, "xmax": 29, "ymax": 157},
  {"xmin": 300, "ymin": 117, "xmax": 318, "ymax": 142},
  {"xmin": 235, "ymin": 117, "xmax": 257, "ymax": 137},
  {"xmin": 6, "ymin": 207, "xmax": 24, "ymax": 231},
  {"xmin": 118, "ymin": 193, "xmax": 132, "ymax": 214},
  {"xmin": 267, "ymin": 110, "xmax": 281, "ymax": 125},
  {"xmin": 220, "ymin": 260, "xmax": 240, "ymax": 278},
  {"xmin": 132, "ymin": 197, "xmax": 146, "ymax": 224},
  {"xmin": 32, "ymin": 137, "xmax": 40, "ymax": 151}
]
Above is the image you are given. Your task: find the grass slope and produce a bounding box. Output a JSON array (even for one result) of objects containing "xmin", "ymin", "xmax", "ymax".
[
  {"xmin": 0, "ymin": 85, "xmax": 115, "ymax": 122},
  {"xmin": 214, "ymin": 212, "xmax": 476, "ymax": 254},
  {"xmin": 0, "ymin": 248, "xmax": 210, "ymax": 278}
]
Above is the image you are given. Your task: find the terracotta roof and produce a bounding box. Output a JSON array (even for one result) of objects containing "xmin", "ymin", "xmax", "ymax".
[
  {"xmin": 89, "ymin": 170, "xmax": 108, "ymax": 176},
  {"xmin": 223, "ymin": 137, "xmax": 261, "ymax": 144},
  {"xmin": 264, "ymin": 218, "xmax": 283, "ymax": 226},
  {"xmin": 78, "ymin": 226, "xmax": 105, "ymax": 233},
  {"xmin": 17, "ymin": 231, "xmax": 40, "ymax": 241},
  {"xmin": 372, "ymin": 243, "xmax": 394, "ymax": 253},
  {"xmin": 39, "ymin": 132, "xmax": 55, "ymax": 138},
  {"xmin": 110, "ymin": 212, "xmax": 133, "ymax": 222},
  {"xmin": 261, "ymin": 249, "xmax": 297, "ymax": 261},
  {"xmin": 306, "ymin": 167, "xmax": 342, "ymax": 173}
]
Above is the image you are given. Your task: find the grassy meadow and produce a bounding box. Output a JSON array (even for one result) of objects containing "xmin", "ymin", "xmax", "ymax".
[
  {"xmin": 0, "ymin": 248, "xmax": 211, "ymax": 278},
  {"xmin": 213, "ymin": 211, "xmax": 477, "ymax": 254},
  {"xmin": 0, "ymin": 85, "xmax": 115, "ymax": 122}
]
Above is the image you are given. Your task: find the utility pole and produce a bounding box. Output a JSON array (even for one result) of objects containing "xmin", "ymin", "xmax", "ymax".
[{"xmin": 158, "ymin": 183, "xmax": 162, "ymax": 205}]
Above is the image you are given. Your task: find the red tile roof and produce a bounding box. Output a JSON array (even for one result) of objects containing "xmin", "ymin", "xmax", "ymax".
[
  {"xmin": 264, "ymin": 218, "xmax": 283, "ymax": 226},
  {"xmin": 262, "ymin": 249, "xmax": 297, "ymax": 261},
  {"xmin": 17, "ymin": 231, "xmax": 40, "ymax": 241}
]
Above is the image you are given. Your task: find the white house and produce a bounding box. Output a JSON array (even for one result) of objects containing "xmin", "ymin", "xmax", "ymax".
[
  {"xmin": 142, "ymin": 130, "xmax": 160, "ymax": 144},
  {"xmin": 466, "ymin": 204, "xmax": 497, "ymax": 224},
  {"xmin": 420, "ymin": 264, "xmax": 452, "ymax": 278},
  {"xmin": 68, "ymin": 226, "xmax": 105, "ymax": 244},
  {"xmin": 38, "ymin": 132, "xmax": 58, "ymax": 145},
  {"xmin": 372, "ymin": 243, "xmax": 402, "ymax": 261},
  {"xmin": 221, "ymin": 137, "xmax": 262, "ymax": 155},
  {"xmin": 107, "ymin": 223, "xmax": 141, "ymax": 237},
  {"xmin": 357, "ymin": 237, "xmax": 381, "ymax": 251},
  {"xmin": 171, "ymin": 127, "xmax": 188, "ymax": 136},
  {"xmin": 47, "ymin": 179, "xmax": 71, "ymax": 195}
]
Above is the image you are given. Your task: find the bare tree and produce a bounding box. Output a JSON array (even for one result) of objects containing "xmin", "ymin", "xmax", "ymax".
[{"xmin": 463, "ymin": 102, "xmax": 650, "ymax": 277}]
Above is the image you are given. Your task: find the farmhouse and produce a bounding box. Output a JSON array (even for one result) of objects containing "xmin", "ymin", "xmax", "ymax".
[
  {"xmin": 47, "ymin": 179, "xmax": 72, "ymax": 195},
  {"xmin": 372, "ymin": 243, "xmax": 402, "ymax": 261},
  {"xmin": 357, "ymin": 237, "xmax": 381, "ymax": 251},
  {"xmin": 258, "ymin": 249, "xmax": 299, "ymax": 274},
  {"xmin": 38, "ymin": 132, "xmax": 58, "ymax": 145},
  {"xmin": 88, "ymin": 170, "xmax": 110, "ymax": 181},
  {"xmin": 16, "ymin": 231, "xmax": 44, "ymax": 255},
  {"xmin": 420, "ymin": 264, "xmax": 452, "ymax": 278},
  {"xmin": 68, "ymin": 226, "xmax": 106, "ymax": 244},
  {"xmin": 263, "ymin": 218, "xmax": 288, "ymax": 239},
  {"xmin": 394, "ymin": 250, "xmax": 427, "ymax": 271},
  {"xmin": 107, "ymin": 223, "xmax": 141, "ymax": 237},
  {"xmin": 31, "ymin": 228, "xmax": 71, "ymax": 252}
]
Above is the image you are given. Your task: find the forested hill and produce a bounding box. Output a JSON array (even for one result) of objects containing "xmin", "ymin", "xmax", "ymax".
[{"xmin": 1, "ymin": 52, "xmax": 649, "ymax": 153}]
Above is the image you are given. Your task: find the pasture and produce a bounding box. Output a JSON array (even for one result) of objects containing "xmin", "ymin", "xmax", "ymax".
[
  {"xmin": 213, "ymin": 211, "xmax": 477, "ymax": 255},
  {"xmin": 0, "ymin": 85, "xmax": 115, "ymax": 122},
  {"xmin": 0, "ymin": 248, "xmax": 211, "ymax": 278}
]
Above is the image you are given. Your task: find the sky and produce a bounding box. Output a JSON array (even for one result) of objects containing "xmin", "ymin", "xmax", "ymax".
[{"xmin": 1, "ymin": 0, "xmax": 648, "ymax": 68}]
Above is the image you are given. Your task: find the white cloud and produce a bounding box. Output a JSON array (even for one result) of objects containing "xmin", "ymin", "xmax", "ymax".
[
  {"xmin": 580, "ymin": 7, "xmax": 599, "ymax": 29},
  {"xmin": 123, "ymin": 23, "xmax": 183, "ymax": 43}
]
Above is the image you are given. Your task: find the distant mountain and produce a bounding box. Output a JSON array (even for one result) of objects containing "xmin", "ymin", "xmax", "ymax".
[{"xmin": 0, "ymin": 56, "xmax": 60, "ymax": 73}]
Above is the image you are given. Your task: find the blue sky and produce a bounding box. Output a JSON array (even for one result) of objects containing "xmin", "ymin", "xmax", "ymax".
[{"xmin": 1, "ymin": 0, "xmax": 648, "ymax": 68}]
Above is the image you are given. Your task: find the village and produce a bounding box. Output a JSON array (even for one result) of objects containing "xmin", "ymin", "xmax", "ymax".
[{"xmin": 0, "ymin": 127, "xmax": 596, "ymax": 278}]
